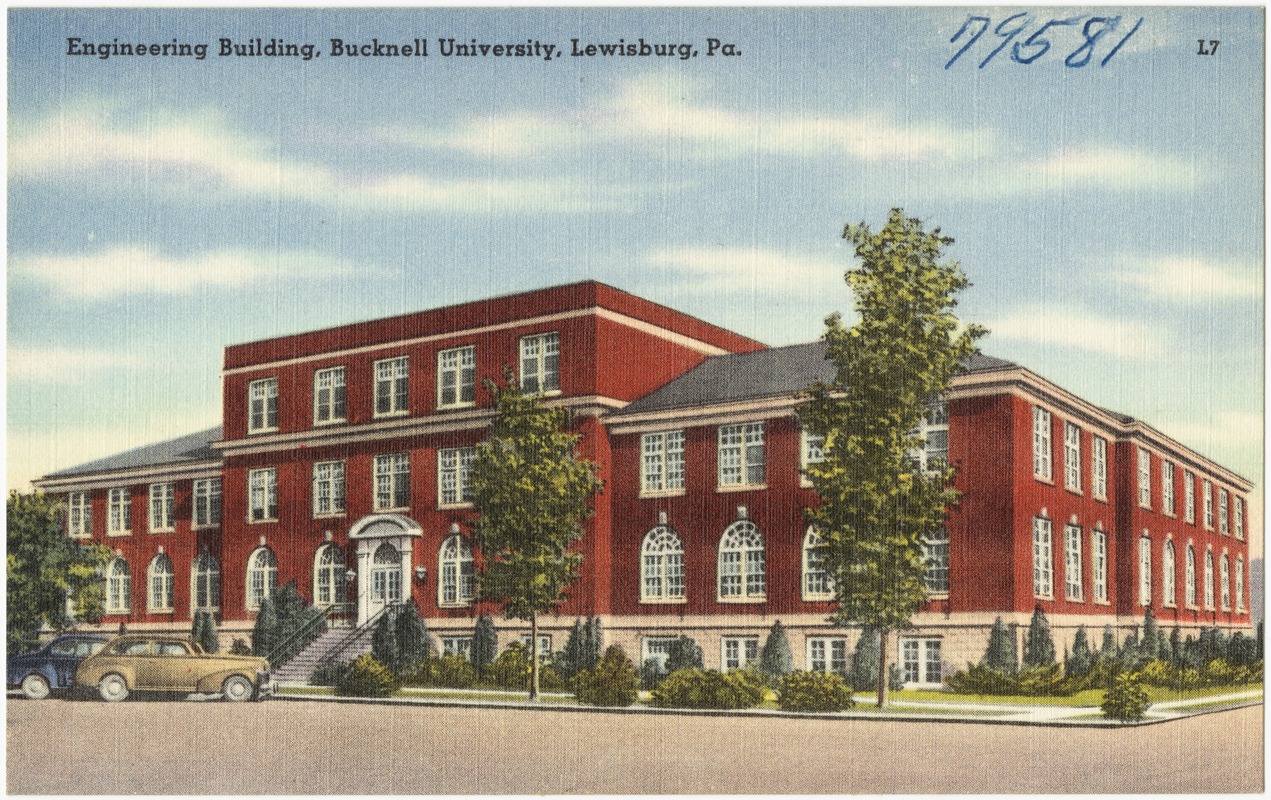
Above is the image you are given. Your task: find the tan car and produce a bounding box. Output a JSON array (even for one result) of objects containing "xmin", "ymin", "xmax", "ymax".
[{"xmin": 75, "ymin": 634, "xmax": 272, "ymax": 702}]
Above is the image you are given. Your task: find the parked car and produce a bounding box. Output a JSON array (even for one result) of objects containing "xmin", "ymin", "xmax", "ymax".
[
  {"xmin": 8, "ymin": 633, "xmax": 110, "ymax": 699},
  {"xmin": 75, "ymin": 634, "xmax": 272, "ymax": 702}
]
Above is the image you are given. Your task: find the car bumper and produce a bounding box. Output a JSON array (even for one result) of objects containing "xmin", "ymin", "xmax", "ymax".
[{"xmin": 256, "ymin": 675, "xmax": 274, "ymax": 700}]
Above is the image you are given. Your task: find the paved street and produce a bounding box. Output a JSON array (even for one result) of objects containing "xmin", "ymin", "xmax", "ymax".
[{"xmin": 7, "ymin": 697, "xmax": 1263, "ymax": 794}]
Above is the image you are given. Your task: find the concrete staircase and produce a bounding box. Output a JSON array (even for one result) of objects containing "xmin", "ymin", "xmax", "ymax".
[{"xmin": 270, "ymin": 625, "xmax": 375, "ymax": 684}]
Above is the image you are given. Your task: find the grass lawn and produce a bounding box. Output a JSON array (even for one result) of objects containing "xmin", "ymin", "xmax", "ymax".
[
  {"xmin": 886, "ymin": 688, "xmax": 1105, "ymax": 707},
  {"xmin": 1144, "ymin": 684, "xmax": 1263, "ymax": 703}
]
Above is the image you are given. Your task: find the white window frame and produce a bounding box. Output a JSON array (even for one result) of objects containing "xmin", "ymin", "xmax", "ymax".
[
  {"xmin": 806, "ymin": 637, "xmax": 848, "ymax": 674},
  {"xmin": 248, "ymin": 468, "xmax": 278, "ymax": 522},
  {"xmin": 1092, "ymin": 528, "xmax": 1108, "ymax": 603},
  {"xmin": 717, "ymin": 422, "xmax": 765, "ymax": 489},
  {"xmin": 1202, "ymin": 479, "xmax": 1214, "ymax": 529},
  {"xmin": 1220, "ymin": 554, "xmax": 1231, "ymax": 610},
  {"xmin": 1063, "ymin": 422, "xmax": 1081, "ymax": 492},
  {"xmin": 641, "ymin": 430, "xmax": 686, "ymax": 496},
  {"xmin": 1236, "ymin": 557, "xmax": 1245, "ymax": 611},
  {"xmin": 1218, "ymin": 489, "xmax": 1229, "ymax": 535},
  {"xmin": 912, "ymin": 400, "xmax": 949, "ymax": 472},
  {"xmin": 373, "ymin": 356, "xmax": 410, "ymax": 417},
  {"xmin": 437, "ymin": 346, "xmax": 476, "ymax": 409},
  {"xmin": 193, "ymin": 478, "xmax": 222, "ymax": 528},
  {"xmin": 717, "ymin": 519, "xmax": 766, "ymax": 601},
  {"xmin": 1064, "ymin": 524, "xmax": 1083, "ymax": 601},
  {"xmin": 1162, "ymin": 461, "xmax": 1175, "ymax": 516},
  {"xmin": 1203, "ymin": 550, "xmax": 1215, "ymax": 609},
  {"xmin": 900, "ymin": 637, "xmax": 943, "ymax": 688},
  {"xmin": 192, "ymin": 549, "xmax": 221, "ymax": 612},
  {"xmin": 800, "ymin": 429, "xmax": 825, "ymax": 487},
  {"xmin": 442, "ymin": 636, "xmax": 474, "ymax": 659},
  {"xmin": 1032, "ymin": 516, "xmax": 1053, "ymax": 599},
  {"xmin": 313, "ymin": 366, "xmax": 347, "ymax": 425},
  {"xmin": 720, "ymin": 636, "xmax": 759, "ymax": 670},
  {"xmin": 1162, "ymin": 540, "xmax": 1176, "ymax": 607},
  {"xmin": 105, "ymin": 557, "xmax": 130, "ymax": 613},
  {"xmin": 248, "ymin": 377, "xmax": 279, "ymax": 433},
  {"xmin": 519, "ymin": 332, "xmax": 560, "ymax": 396},
  {"xmin": 1185, "ymin": 544, "xmax": 1198, "ymax": 608},
  {"xmin": 438, "ymin": 534, "xmax": 475, "ymax": 608},
  {"xmin": 374, "ymin": 452, "xmax": 411, "ymax": 511},
  {"xmin": 1184, "ymin": 472, "xmax": 1196, "ymax": 523},
  {"xmin": 148, "ymin": 553, "xmax": 175, "ymax": 612},
  {"xmin": 1137, "ymin": 448, "xmax": 1152, "ymax": 509},
  {"xmin": 1033, "ymin": 407, "xmax": 1052, "ymax": 481},
  {"xmin": 518, "ymin": 633, "xmax": 554, "ymax": 664},
  {"xmin": 1138, "ymin": 535, "xmax": 1152, "ymax": 606},
  {"xmin": 314, "ymin": 543, "xmax": 346, "ymax": 607},
  {"xmin": 802, "ymin": 527, "xmax": 833, "ymax": 601},
  {"xmin": 67, "ymin": 492, "xmax": 91, "ymax": 538},
  {"xmin": 437, "ymin": 447, "xmax": 475, "ymax": 508},
  {"xmin": 641, "ymin": 637, "xmax": 677, "ymax": 672},
  {"xmin": 371, "ymin": 542, "xmax": 403, "ymax": 603},
  {"xmin": 1234, "ymin": 497, "xmax": 1245, "ymax": 540},
  {"xmin": 923, "ymin": 528, "xmax": 950, "ymax": 596},
  {"xmin": 1091, "ymin": 436, "xmax": 1108, "ymax": 500},
  {"xmin": 641, "ymin": 526, "xmax": 686, "ymax": 603},
  {"xmin": 312, "ymin": 461, "xmax": 347, "ymax": 517},
  {"xmin": 148, "ymin": 483, "xmax": 175, "ymax": 533},
  {"xmin": 108, "ymin": 488, "xmax": 131, "ymax": 535},
  {"xmin": 246, "ymin": 546, "xmax": 278, "ymax": 611}
]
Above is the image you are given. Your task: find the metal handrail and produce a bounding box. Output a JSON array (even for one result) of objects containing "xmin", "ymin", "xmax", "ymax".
[
  {"xmin": 320, "ymin": 601, "xmax": 403, "ymax": 667},
  {"xmin": 263, "ymin": 603, "xmax": 337, "ymax": 667}
]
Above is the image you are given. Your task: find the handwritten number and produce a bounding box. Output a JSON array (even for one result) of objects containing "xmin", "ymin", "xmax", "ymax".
[
  {"xmin": 1065, "ymin": 16, "xmax": 1119, "ymax": 68},
  {"xmin": 949, "ymin": 13, "xmax": 1145, "ymax": 68},
  {"xmin": 946, "ymin": 15, "xmax": 990, "ymax": 69},
  {"xmin": 1011, "ymin": 17, "xmax": 1081, "ymax": 64},
  {"xmin": 979, "ymin": 13, "xmax": 1031, "ymax": 68},
  {"xmin": 1103, "ymin": 17, "xmax": 1145, "ymax": 65}
]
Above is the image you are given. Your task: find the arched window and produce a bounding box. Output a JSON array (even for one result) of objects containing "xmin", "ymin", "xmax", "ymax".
[
  {"xmin": 1220, "ymin": 554, "xmax": 1231, "ymax": 609},
  {"xmin": 923, "ymin": 528, "xmax": 950, "ymax": 595},
  {"xmin": 313, "ymin": 543, "xmax": 346, "ymax": 607},
  {"xmin": 1162, "ymin": 540, "xmax": 1176, "ymax": 606},
  {"xmin": 439, "ymin": 534, "xmax": 475, "ymax": 607},
  {"xmin": 1203, "ymin": 550, "xmax": 1215, "ymax": 609},
  {"xmin": 641, "ymin": 526, "xmax": 685, "ymax": 602},
  {"xmin": 1236, "ymin": 557, "xmax": 1245, "ymax": 610},
  {"xmin": 192, "ymin": 549, "xmax": 221, "ymax": 611},
  {"xmin": 105, "ymin": 557, "xmax": 130, "ymax": 614},
  {"xmin": 148, "ymin": 553, "xmax": 174, "ymax": 612},
  {"xmin": 1138, "ymin": 535, "xmax": 1152, "ymax": 606},
  {"xmin": 246, "ymin": 547, "xmax": 278, "ymax": 611},
  {"xmin": 802, "ymin": 528, "xmax": 832, "ymax": 600},
  {"xmin": 1185, "ymin": 544, "xmax": 1197, "ymax": 607},
  {"xmin": 371, "ymin": 542, "xmax": 402, "ymax": 603},
  {"xmin": 718, "ymin": 520, "xmax": 765, "ymax": 601}
]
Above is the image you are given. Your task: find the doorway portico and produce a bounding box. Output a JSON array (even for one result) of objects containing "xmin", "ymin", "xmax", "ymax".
[{"xmin": 348, "ymin": 513, "xmax": 422, "ymax": 625}]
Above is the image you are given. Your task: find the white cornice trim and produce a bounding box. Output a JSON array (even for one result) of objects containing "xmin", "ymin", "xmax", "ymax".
[
  {"xmin": 32, "ymin": 463, "xmax": 222, "ymax": 493},
  {"xmin": 606, "ymin": 396, "xmax": 801, "ymax": 434}
]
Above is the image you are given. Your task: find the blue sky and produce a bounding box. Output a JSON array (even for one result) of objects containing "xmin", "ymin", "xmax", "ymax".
[{"xmin": 7, "ymin": 8, "xmax": 1263, "ymax": 538}]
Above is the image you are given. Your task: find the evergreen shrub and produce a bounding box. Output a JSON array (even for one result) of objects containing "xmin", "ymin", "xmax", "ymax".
[
  {"xmin": 471, "ymin": 615, "xmax": 498, "ymax": 671},
  {"xmin": 1102, "ymin": 671, "xmax": 1150, "ymax": 721},
  {"xmin": 403, "ymin": 654, "xmax": 479, "ymax": 689},
  {"xmin": 336, "ymin": 653, "xmax": 399, "ymax": 697},
  {"xmin": 758, "ymin": 621, "xmax": 794, "ymax": 684},
  {"xmin": 483, "ymin": 643, "xmax": 532, "ymax": 690},
  {"xmin": 776, "ymin": 670, "xmax": 855, "ymax": 712},
  {"xmin": 310, "ymin": 661, "xmax": 347, "ymax": 687},
  {"xmin": 228, "ymin": 638, "xmax": 252, "ymax": 656},
  {"xmin": 640, "ymin": 659, "xmax": 666, "ymax": 690},
  {"xmin": 650, "ymin": 668, "xmax": 765, "ymax": 710},
  {"xmin": 982, "ymin": 617, "xmax": 1018, "ymax": 674},
  {"xmin": 664, "ymin": 636, "xmax": 705, "ymax": 674},
  {"xmin": 575, "ymin": 645, "xmax": 639, "ymax": 707}
]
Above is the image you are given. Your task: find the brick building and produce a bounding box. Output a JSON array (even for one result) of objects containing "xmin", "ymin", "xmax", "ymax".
[{"xmin": 33, "ymin": 281, "xmax": 1254, "ymax": 685}]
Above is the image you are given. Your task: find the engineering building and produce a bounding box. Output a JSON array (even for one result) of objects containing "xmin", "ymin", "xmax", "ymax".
[{"xmin": 33, "ymin": 281, "xmax": 1254, "ymax": 686}]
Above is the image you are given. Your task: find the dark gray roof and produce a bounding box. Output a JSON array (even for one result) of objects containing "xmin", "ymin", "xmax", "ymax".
[{"xmin": 43, "ymin": 426, "xmax": 222, "ymax": 479}]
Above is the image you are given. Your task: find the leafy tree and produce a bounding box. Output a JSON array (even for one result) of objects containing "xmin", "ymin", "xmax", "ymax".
[
  {"xmin": 981, "ymin": 617, "xmax": 1018, "ymax": 674},
  {"xmin": 1066, "ymin": 627, "xmax": 1094, "ymax": 679},
  {"xmin": 1022, "ymin": 607, "xmax": 1056, "ymax": 668},
  {"xmin": 759, "ymin": 620, "xmax": 794, "ymax": 682},
  {"xmin": 799, "ymin": 209, "xmax": 985, "ymax": 707},
  {"xmin": 664, "ymin": 635, "xmax": 704, "ymax": 674},
  {"xmin": 850, "ymin": 627, "xmax": 881, "ymax": 692},
  {"xmin": 471, "ymin": 615, "xmax": 498, "ymax": 671},
  {"xmin": 7, "ymin": 491, "xmax": 112, "ymax": 651},
  {"xmin": 192, "ymin": 610, "xmax": 219, "ymax": 653},
  {"xmin": 251, "ymin": 594, "xmax": 277, "ymax": 657},
  {"xmin": 470, "ymin": 375, "xmax": 603, "ymax": 700},
  {"xmin": 394, "ymin": 601, "xmax": 434, "ymax": 672}
]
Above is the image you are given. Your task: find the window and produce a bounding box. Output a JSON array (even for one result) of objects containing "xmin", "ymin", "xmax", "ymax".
[
  {"xmin": 192, "ymin": 549, "xmax": 220, "ymax": 611},
  {"xmin": 439, "ymin": 534, "xmax": 475, "ymax": 607},
  {"xmin": 807, "ymin": 638, "xmax": 848, "ymax": 673},
  {"xmin": 105, "ymin": 557, "xmax": 130, "ymax": 613},
  {"xmin": 1064, "ymin": 422, "xmax": 1081, "ymax": 491},
  {"xmin": 1163, "ymin": 540, "xmax": 1176, "ymax": 607},
  {"xmin": 1091, "ymin": 436, "xmax": 1108, "ymax": 499},
  {"xmin": 1064, "ymin": 524, "xmax": 1083, "ymax": 601},
  {"xmin": 1220, "ymin": 554, "xmax": 1231, "ymax": 609},
  {"xmin": 313, "ymin": 367, "xmax": 346, "ymax": 424},
  {"xmin": 442, "ymin": 636, "xmax": 473, "ymax": 659},
  {"xmin": 248, "ymin": 377, "xmax": 279, "ymax": 433},
  {"xmin": 249, "ymin": 468, "xmax": 278, "ymax": 522},
  {"xmin": 1162, "ymin": 461, "xmax": 1175, "ymax": 515},
  {"xmin": 641, "ymin": 526, "xmax": 685, "ymax": 602},
  {"xmin": 108, "ymin": 488, "xmax": 131, "ymax": 535},
  {"xmin": 193, "ymin": 479, "xmax": 222, "ymax": 527},
  {"xmin": 67, "ymin": 492, "xmax": 90, "ymax": 537},
  {"xmin": 371, "ymin": 543, "xmax": 403, "ymax": 603},
  {"xmin": 437, "ymin": 346, "xmax": 476, "ymax": 408},
  {"xmin": 1203, "ymin": 480, "xmax": 1214, "ymax": 529},
  {"xmin": 148, "ymin": 553, "xmax": 174, "ymax": 612},
  {"xmin": 923, "ymin": 528, "xmax": 950, "ymax": 595},
  {"xmin": 1032, "ymin": 516, "xmax": 1053, "ymax": 598},
  {"xmin": 518, "ymin": 634, "xmax": 554, "ymax": 663},
  {"xmin": 717, "ymin": 519, "xmax": 765, "ymax": 600},
  {"xmin": 641, "ymin": 431, "xmax": 685, "ymax": 494},
  {"xmin": 1185, "ymin": 545, "xmax": 1197, "ymax": 607},
  {"xmin": 1137, "ymin": 448, "xmax": 1151, "ymax": 508},
  {"xmin": 148, "ymin": 483, "xmax": 174, "ymax": 532},
  {"xmin": 314, "ymin": 543, "xmax": 346, "ymax": 607},
  {"xmin": 802, "ymin": 528, "xmax": 833, "ymax": 600},
  {"xmin": 1092, "ymin": 528, "xmax": 1108, "ymax": 602},
  {"xmin": 437, "ymin": 447, "xmax": 475, "ymax": 507},
  {"xmin": 1138, "ymin": 535, "xmax": 1152, "ymax": 606},
  {"xmin": 642, "ymin": 637, "xmax": 676, "ymax": 672},
  {"xmin": 519, "ymin": 332, "xmax": 560, "ymax": 395},
  {"xmin": 312, "ymin": 461, "xmax": 346, "ymax": 517},
  {"xmin": 901, "ymin": 638, "xmax": 943, "ymax": 687},
  {"xmin": 1032, "ymin": 407, "xmax": 1052, "ymax": 480},
  {"xmin": 913, "ymin": 400, "xmax": 949, "ymax": 472},
  {"xmin": 1203, "ymin": 550, "xmax": 1215, "ymax": 609},
  {"xmin": 1234, "ymin": 497, "xmax": 1245, "ymax": 540},
  {"xmin": 1184, "ymin": 472, "xmax": 1196, "ymax": 523},
  {"xmin": 721, "ymin": 636, "xmax": 759, "ymax": 670},
  {"xmin": 718, "ymin": 423, "xmax": 765, "ymax": 488},
  {"xmin": 374, "ymin": 453, "xmax": 410, "ymax": 511},
  {"xmin": 801, "ymin": 429, "xmax": 825, "ymax": 485},
  {"xmin": 374, "ymin": 356, "xmax": 410, "ymax": 416},
  {"xmin": 1218, "ymin": 489, "xmax": 1229, "ymax": 535},
  {"xmin": 246, "ymin": 547, "xmax": 278, "ymax": 611},
  {"xmin": 1236, "ymin": 557, "xmax": 1245, "ymax": 611}
]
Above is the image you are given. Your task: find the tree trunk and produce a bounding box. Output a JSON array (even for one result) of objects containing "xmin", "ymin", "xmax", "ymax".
[
  {"xmin": 876, "ymin": 628, "xmax": 889, "ymax": 708},
  {"xmin": 529, "ymin": 613, "xmax": 540, "ymax": 701}
]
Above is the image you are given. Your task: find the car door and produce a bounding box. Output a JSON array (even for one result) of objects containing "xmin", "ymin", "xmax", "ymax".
[
  {"xmin": 47, "ymin": 639, "xmax": 81, "ymax": 688},
  {"xmin": 151, "ymin": 641, "xmax": 198, "ymax": 690}
]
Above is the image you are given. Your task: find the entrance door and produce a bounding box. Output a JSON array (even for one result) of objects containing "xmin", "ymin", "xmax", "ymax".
[{"xmin": 366, "ymin": 542, "xmax": 403, "ymax": 620}]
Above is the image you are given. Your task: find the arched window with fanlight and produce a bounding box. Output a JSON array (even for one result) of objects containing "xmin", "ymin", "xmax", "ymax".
[
  {"xmin": 372, "ymin": 542, "xmax": 403, "ymax": 603},
  {"xmin": 717, "ymin": 519, "xmax": 765, "ymax": 601},
  {"xmin": 1162, "ymin": 539, "xmax": 1176, "ymax": 607},
  {"xmin": 105, "ymin": 557, "xmax": 131, "ymax": 614},
  {"xmin": 438, "ymin": 534, "xmax": 475, "ymax": 607},
  {"xmin": 313, "ymin": 543, "xmax": 346, "ymax": 607},
  {"xmin": 246, "ymin": 546, "xmax": 278, "ymax": 611},
  {"xmin": 1204, "ymin": 550, "xmax": 1215, "ymax": 609},
  {"xmin": 147, "ymin": 553, "xmax": 174, "ymax": 612},
  {"xmin": 1185, "ymin": 544, "xmax": 1197, "ymax": 607},
  {"xmin": 1220, "ymin": 553, "xmax": 1231, "ymax": 610},
  {"xmin": 641, "ymin": 525, "xmax": 685, "ymax": 603},
  {"xmin": 802, "ymin": 527, "xmax": 833, "ymax": 601}
]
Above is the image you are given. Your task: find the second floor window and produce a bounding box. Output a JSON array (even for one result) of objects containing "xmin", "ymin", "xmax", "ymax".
[
  {"xmin": 248, "ymin": 378, "xmax": 278, "ymax": 433},
  {"xmin": 1234, "ymin": 497, "xmax": 1245, "ymax": 540},
  {"xmin": 1093, "ymin": 528, "xmax": 1108, "ymax": 602},
  {"xmin": 519, "ymin": 332, "xmax": 560, "ymax": 395},
  {"xmin": 105, "ymin": 558, "xmax": 130, "ymax": 613},
  {"xmin": 923, "ymin": 528, "xmax": 949, "ymax": 595},
  {"xmin": 193, "ymin": 479, "xmax": 222, "ymax": 527},
  {"xmin": 67, "ymin": 492, "xmax": 90, "ymax": 537},
  {"xmin": 1063, "ymin": 422, "xmax": 1081, "ymax": 491},
  {"xmin": 718, "ymin": 423, "xmax": 765, "ymax": 488},
  {"xmin": 437, "ymin": 448, "xmax": 475, "ymax": 507},
  {"xmin": 193, "ymin": 550, "xmax": 221, "ymax": 610},
  {"xmin": 108, "ymin": 488, "xmax": 131, "ymax": 534},
  {"xmin": 374, "ymin": 452, "xmax": 410, "ymax": 511},
  {"xmin": 717, "ymin": 519, "xmax": 765, "ymax": 600},
  {"xmin": 1064, "ymin": 524, "xmax": 1082, "ymax": 600},
  {"xmin": 802, "ymin": 527, "xmax": 833, "ymax": 600},
  {"xmin": 439, "ymin": 534, "xmax": 476, "ymax": 607},
  {"xmin": 313, "ymin": 367, "xmax": 346, "ymax": 424},
  {"xmin": 148, "ymin": 483, "xmax": 175, "ymax": 532},
  {"xmin": 313, "ymin": 461, "xmax": 346, "ymax": 516},
  {"xmin": 249, "ymin": 468, "xmax": 278, "ymax": 522},
  {"xmin": 374, "ymin": 356, "xmax": 409, "ymax": 416},
  {"xmin": 641, "ymin": 431, "xmax": 685, "ymax": 494},
  {"xmin": 1032, "ymin": 516, "xmax": 1053, "ymax": 598},
  {"xmin": 1185, "ymin": 545, "xmax": 1197, "ymax": 607},
  {"xmin": 437, "ymin": 346, "xmax": 476, "ymax": 408},
  {"xmin": 1138, "ymin": 535, "xmax": 1152, "ymax": 606},
  {"xmin": 641, "ymin": 525, "xmax": 686, "ymax": 602}
]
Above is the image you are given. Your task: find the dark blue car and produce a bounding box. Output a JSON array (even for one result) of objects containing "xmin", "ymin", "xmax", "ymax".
[{"xmin": 8, "ymin": 633, "xmax": 110, "ymax": 699}]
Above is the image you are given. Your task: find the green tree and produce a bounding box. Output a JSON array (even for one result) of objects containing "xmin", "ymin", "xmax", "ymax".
[
  {"xmin": 470, "ymin": 375, "xmax": 603, "ymax": 700},
  {"xmin": 1100, "ymin": 626, "xmax": 1119, "ymax": 660},
  {"xmin": 1066, "ymin": 627, "xmax": 1094, "ymax": 679},
  {"xmin": 759, "ymin": 620, "xmax": 794, "ymax": 683},
  {"xmin": 250, "ymin": 594, "xmax": 277, "ymax": 657},
  {"xmin": 1141, "ymin": 607, "xmax": 1161, "ymax": 661},
  {"xmin": 850, "ymin": 627, "xmax": 881, "ymax": 692},
  {"xmin": 394, "ymin": 601, "xmax": 434, "ymax": 672},
  {"xmin": 7, "ymin": 491, "xmax": 111, "ymax": 651},
  {"xmin": 471, "ymin": 615, "xmax": 498, "ymax": 671},
  {"xmin": 981, "ymin": 617, "xmax": 1018, "ymax": 674},
  {"xmin": 192, "ymin": 610, "xmax": 220, "ymax": 653},
  {"xmin": 664, "ymin": 635, "xmax": 704, "ymax": 674},
  {"xmin": 1023, "ymin": 607, "xmax": 1056, "ymax": 668},
  {"xmin": 371, "ymin": 609, "xmax": 399, "ymax": 672},
  {"xmin": 799, "ymin": 209, "xmax": 985, "ymax": 707}
]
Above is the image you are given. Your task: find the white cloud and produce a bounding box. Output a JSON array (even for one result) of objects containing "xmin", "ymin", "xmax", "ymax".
[
  {"xmin": 985, "ymin": 306, "xmax": 1166, "ymax": 359},
  {"xmin": 1154, "ymin": 410, "xmax": 1263, "ymax": 457},
  {"xmin": 644, "ymin": 246, "xmax": 846, "ymax": 292},
  {"xmin": 8, "ymin": 346, "xmax": 139, "ymax": 383},
  {"xmin": 11, "ymin": 247, "xmax": 353, "ymax": 299},
  {"xmin": 960, "ymin": 146, "xmax": 1203, "ymax": 198},
  {"xmin": 1108, "ymin": 255, "xmax": 1261, "ymax": 301}
]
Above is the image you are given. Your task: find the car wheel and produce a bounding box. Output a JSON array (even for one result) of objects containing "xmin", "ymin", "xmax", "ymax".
[
  {"xmin": 98, "ymin": 673, "xmax": 129, "ymax": 702},
  {"xmin": 20, "ymin": 673, "xmax": 51, "ymax": 700},
  {"xmin": 221, "ymin": 675, "xmax": 254, "ymax": 703}
]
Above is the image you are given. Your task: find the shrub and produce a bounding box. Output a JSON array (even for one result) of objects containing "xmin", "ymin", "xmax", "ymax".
[
  {"xmin": 1066, "ymin": 627, "xmax": 1094, "ymax": 679},
  {"xmin": 944, "ymin": 663, "xmax": 1021, "ymax": 695},
  {"xmin": 228, "ymin": 638, "xmax": 252, "ymax": 656},
  {"xmin": 471, "ymin": 616, "xmax": 498, "ymax": 672},
  {"xmin": 402, "ymin": 654, "xmax": 479, "ymax": 689},
  {"xmin": 483, "ymin": 643, "xmax": 532, "ymax": 691},
  {"xmin": 850, "ymin": 628, "xmax": 880, "ymax": 692},
  {"xmin": 640, "ymin": 658, "xmax": 666, "ymax": 689},
  {"xmin": 665, "ymin": 636, "xmax": 705, "ymax": 674},
  {"xmin": 335, "ymin": 653, "xmax": 399, "ymax": 698},
  {"xmin": 1139, "ymin": 658, "xmax": 1174, "ymax": 688},
  {"xmin": 371, "ymin": 611, "xmax": 399, "ymax": 672},
  {"xmin": 982, "ymin": 617, "xmax": 1018, "ymax": 675},
  {"xmin": 1203, "ymin": 657, "xmax": 1236, "ymax": 687},
  {"xmin": 575, "ymin": 645, "xmax": 639, "ymax": 707},
  {"xmin": 394, "ymin": 602, "xmax": 435, "ymax": 672},
  {"xmin": 650, "ymin": 668, "xmax": 765, "ymax": 710},
  {"xmin": 310, "ymin": 661, "xmax": 347, "ymax": 687},
  {"xmin": 192, "ymin": 610, "xmax": 219, "ymax": 654},
  {"xmin": 251, "ymin": 595, "xmax": 277, "ymax": 657},
  {"xmin": 1022, "ymin": 607, "xmax": 1056, "ymax": 668},
  {"xmin": 777, "ymin": 670, "xmax": 855, "ymax": 712},
  {"xmin": 1102, "ymin": 671, "xmax": 1150, "ymax": 722},
  {"xmin": 758, "ymin": 621, "xmax": 794, "ymax": 684},
  {"xmin": 944, "ymin": 663, "xmax": 1081, "ymax": 697}
]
